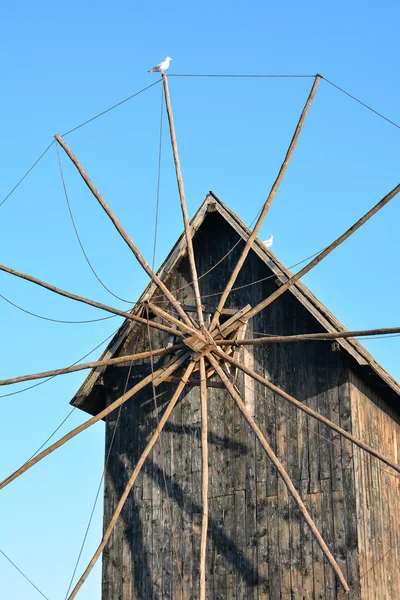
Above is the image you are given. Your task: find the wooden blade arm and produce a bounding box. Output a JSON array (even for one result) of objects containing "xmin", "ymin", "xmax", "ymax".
[
  {"xmin": 162, "ymin": 74, "xmax": 205, "ymax": 328},
  {"xmin": 199, "ymin": 356, "xmax": 208, "ymax": 600},
  {"xmin": 0, "ymin": 352, "xmax": 188, "ymax": 491},
  {"xmin": 245, "ymin": 182, "xmax": 400, "ymax": 322},
  {"xmin": 216, "ymin": 326, "xmax": 400, "ymax": 346},
  {"xmin": 147, "ymin": 301, "xmax": 199, "ymax": 337},
  {"xmin": 208, "ymin": 352, "xmax": 350, "ymax": 593},
  {"xmin": 67, "ymin": 360, "xmax": 196, "ymax": 600},
  {"xmin": 209, "ymin": 75, "xmax": 321, "ymax": 331},
  {"xmin": 55, "ymin": 134, "xmax": 194, "ymax": 329},
  {"xmin": 216, "ymin": 347, "xmax": 400, "ymax": 474},
  {"xmin": 0, "ymin": 343, "xmax": 184, "ymax": 387},
  {"xmin": 0, "ymin": 263, "xmax": 181, "ymax": 338}
]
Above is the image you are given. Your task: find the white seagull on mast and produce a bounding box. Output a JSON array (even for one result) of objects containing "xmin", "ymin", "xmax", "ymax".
[
  {"xmin": 263, "ymin": 235, "xmax": 273, "ymax": 248},
  {"xmin": 148, "ymin": 57, "xmax": 173, "ymax": 73}
]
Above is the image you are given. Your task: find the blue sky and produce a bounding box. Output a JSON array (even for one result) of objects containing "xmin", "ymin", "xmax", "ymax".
[{"xmin": 0, "ymin": 1, "xmax": 399, "ymax": 598}]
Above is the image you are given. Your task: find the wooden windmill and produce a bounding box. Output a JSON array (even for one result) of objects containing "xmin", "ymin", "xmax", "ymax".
[{"xmin": 1, "ymin": 73, "xmax": 400, "ymax": 599}]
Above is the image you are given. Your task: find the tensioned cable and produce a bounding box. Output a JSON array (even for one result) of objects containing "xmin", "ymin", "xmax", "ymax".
[
  {"xmin": 1, "ymin": 81, "xmax": 161, "ymax": 211},
  {"xmin": 169, "ymin": 74, "xmax": 315, "ymax": 78},
  {"xmin": 153, "ymin": 243, "xmax": 329, "ymax": 304},
  {"xmin": 169, "ymin": 73, "xmax": 399, "ymax": 130},
  {"xmin": 151, "ymin": 205, "xmax": 265, "ymax": 302},
  {"xmin": 56, "ymin": 143, "xmax": 134, "ymax": 304},
  {"xmin": 62, "ymin": 80, "xmax": 162, "ymax": 136},
  {"xmin": 322, "ymin": 76, "xmax": 400, "ymax": 130},
  {"xmin": 0, "ymin": 326, "xmax": 119, "ymax": 399},
  {"xmin": 0, "ymin": 140, "xmax": 55, "ymax": 209},
  {"xmin": 0, "ymin": 292, "xmax": 118, "ymax": 324},
  {"xmin": 0, "ymin": 548, "xmax": 50, "ymax": 600}
]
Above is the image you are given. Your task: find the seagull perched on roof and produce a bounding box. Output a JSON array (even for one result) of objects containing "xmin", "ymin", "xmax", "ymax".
[
  {"xmin": 148, "ymin": 57, "xmax": 173, "ymax": 73},
  {"xmin": 263, "ymin": 235, "xmax": 273, "ymax": 248}
]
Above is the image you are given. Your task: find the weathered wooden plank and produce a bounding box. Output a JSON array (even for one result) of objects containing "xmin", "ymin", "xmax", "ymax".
[{"xmin": 256, "ymin": 482, "xmax": 269, "ymax": 600}]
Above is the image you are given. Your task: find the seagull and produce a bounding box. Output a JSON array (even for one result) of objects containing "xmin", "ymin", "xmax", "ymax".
[
  {"xmin": 263, "ymin": 235, "xmax": 273, "ymax": 248},
  {"xmin": 148, "ymin": 57, "xmax": 173, "ymax": 73}
]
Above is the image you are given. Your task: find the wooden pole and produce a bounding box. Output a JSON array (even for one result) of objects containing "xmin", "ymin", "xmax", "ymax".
[
  {"xmin": 216, "ymin": 347, "xmax": 400, "ymax": 474},
  {"xmin": 199, "ymin": 356, "xmax": 208, "ymax": 600},
  {"xmin": 55, "ymin": 134, "xmax": 194, "ymax": 329},
  {"xmin": 147, "ymin": 301, "xmax": 199, "ymax": 337},
  {"xmin": 162, "ymin": 74, "xmax": 205, "ymax": 328},
  {"xmin": 207, "ymin": 353, "xmax": 350, "ymax": 593},
  {"xmin": 0, "ymin": 263, "xmax": 181, "ymax": 338},
  {"xmin": 0, "ymin": 352, "xmax": 188, "ymax": 491},
  {"xmin": 67, "ymin": 360, "xmax": 196, "ymax": 600},
  {"xmin": 244, "ymin": 182, "xmax": 400, "ymax": 323},
  {"xmin": 0, "ymin": 343, "xmax": 184, "ymax": 387},
  {"xmin": 216, "ymin": 326, "xmax": 400, "ymax": 346},
  {"xmin": 209, "ymin": 75, "xmax": 321, "ymax": 331}
]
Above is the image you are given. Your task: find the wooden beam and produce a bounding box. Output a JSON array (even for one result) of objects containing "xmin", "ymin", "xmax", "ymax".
[
  {"xmin": 244, "ymin": 182, "xmax": 400, "ymax": 323},
  {"xmin": 147, "ymin": 301, "xmax": 198, "ymax": 337},
  {"xmin": 199, "ymin": 356, "xmax": 208, "ymax": 600},
  {"xmin": 164, "ymin": 375, "xmax": 225, "ymax": 389},
  {"xmin": 55, "ymin": 134, "xmax": 194, "ymax": 329},
  {"xmin": 207, "ymin": 353, "xmax": 350, "ymax": 593},
  {"xmin": 216, "ymin": 347, "xmax": 400, "ymax": 474},
  {"xmin": 0, "ymin": 263, "xmax": 180, "ymax": 338},
  {"xmin": 0, "ymin": 352, "xmax": 188, "ymax": 491},
  {"xmin": 0, "ymin": 343, "xmax": 184, "ymax": 386},
  {"xmin": 211, "ymin": 304, "xmax": 252, "ymax": 338},
  {"xmin": 162, "ymin": 74, "xmax": 205, "ymax": 328},
  {"xmin": 67, "ymin": 360, "xmax": 196, "ymax": 600},
  {"xmin": 209, "ymin": 75, "xmax": 321, "ymax": 331},
  {"xmin": 216, "ymin": 327, "xmax": 400, "ymax": 346}
]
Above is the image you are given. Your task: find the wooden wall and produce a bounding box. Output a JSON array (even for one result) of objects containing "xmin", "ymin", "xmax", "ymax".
[
  {"xmin": 100, "ymin": 210, "xmax": 374, "ymax": 599},
  {"xmin": 350, "ymin": 370, "xmax": 400, "ymax": 600}
]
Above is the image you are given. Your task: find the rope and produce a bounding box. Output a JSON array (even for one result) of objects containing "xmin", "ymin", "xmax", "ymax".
[
  {"xmin": 56, "ymin": 144, "xmax": 134, "ymax": 304},
  {"xmin": 152, "ymin": 84, "xmax": 164, "ymax": 271},
  {"xmin": 322, "ymin": 76, "xmax": 400, "ymax": 130},
  {"xmin": 0, "ymin": 326, "xmax": 119, "ymax": 399},
  {"xmin": 0, "ymin": 140, "xmax": 55, "ymax": 209},
  {"xmin": 0, "ymin": 548, "xmax": 50, "ymax": 600},
  {"xmin": 169, "ymin": 73, "xmax": 399, "ymax": 131},
  {"xmin": 153, "ymin": 244, "xmax": 329, "ymax": 304},
  {"xmin": 151, "ymin": 204, "xmax": 265, "ymax": 302},
  {"xmin": 62, "ymin": 80, "xmax": 162, "ymax": 136},
  {"xmin": 26, "ymin": 408, "xmax": 76, "ymax": 463},
  {"xmin": 0, "ymin": 292, "xmax": 118, "ymax": 324},
  {"xmin": 169, "ymin": 74, "xmax": 316, "ymax": 78}
]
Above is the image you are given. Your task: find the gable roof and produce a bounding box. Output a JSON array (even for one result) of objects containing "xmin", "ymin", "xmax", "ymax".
[{"xmin": 71, "ymin": 192, "xmax": 400, "ymax": 414}]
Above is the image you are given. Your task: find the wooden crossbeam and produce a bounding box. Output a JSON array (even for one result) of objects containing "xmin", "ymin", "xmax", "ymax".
[
  {"xmin": 147, "ymin": 301, "xmax": 199, "ymax": 337},
  {"xmin": 209, "ymin": 75, "xmax": 321, "ymax": 331},
  {"xmin": 0, "ymin": 263, "xmax": 180, "ymax": 338},
  {"xmin": 55, "ymin": 134, "xmax": 194, "ymax": 329},
  {"xmin": 208, "ymin": 352, "xmax": 350, "ymax": 593},
  {"xmin": 216, "ymin": 347, "xmax": 400, "ymax": 474},
  {"xmin": 162, "ymin": 74, "xmax": 205, "ymax": 328},
  {"xmin": 216, "ymin": 327, "xmax": 400, "ymax": 346},
  {"xmin": 0, "ymin": 344, "xmax": 184, "ymax": 387},
  {"xmin": 244, "ymin": 182, "xmax": 400, "ymax": 323},
  {"xmin": 0, "ymin": 352, "xmax": 188, "ymax": 491},
  {"xmin": 67, "ymin": 360, "xmax": 196, "ymax": 600}
]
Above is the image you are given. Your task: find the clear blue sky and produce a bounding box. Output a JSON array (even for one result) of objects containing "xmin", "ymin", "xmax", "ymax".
[{"xmin": 0, "ymin": 1, "xmax": 399, "ymax": 598}]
